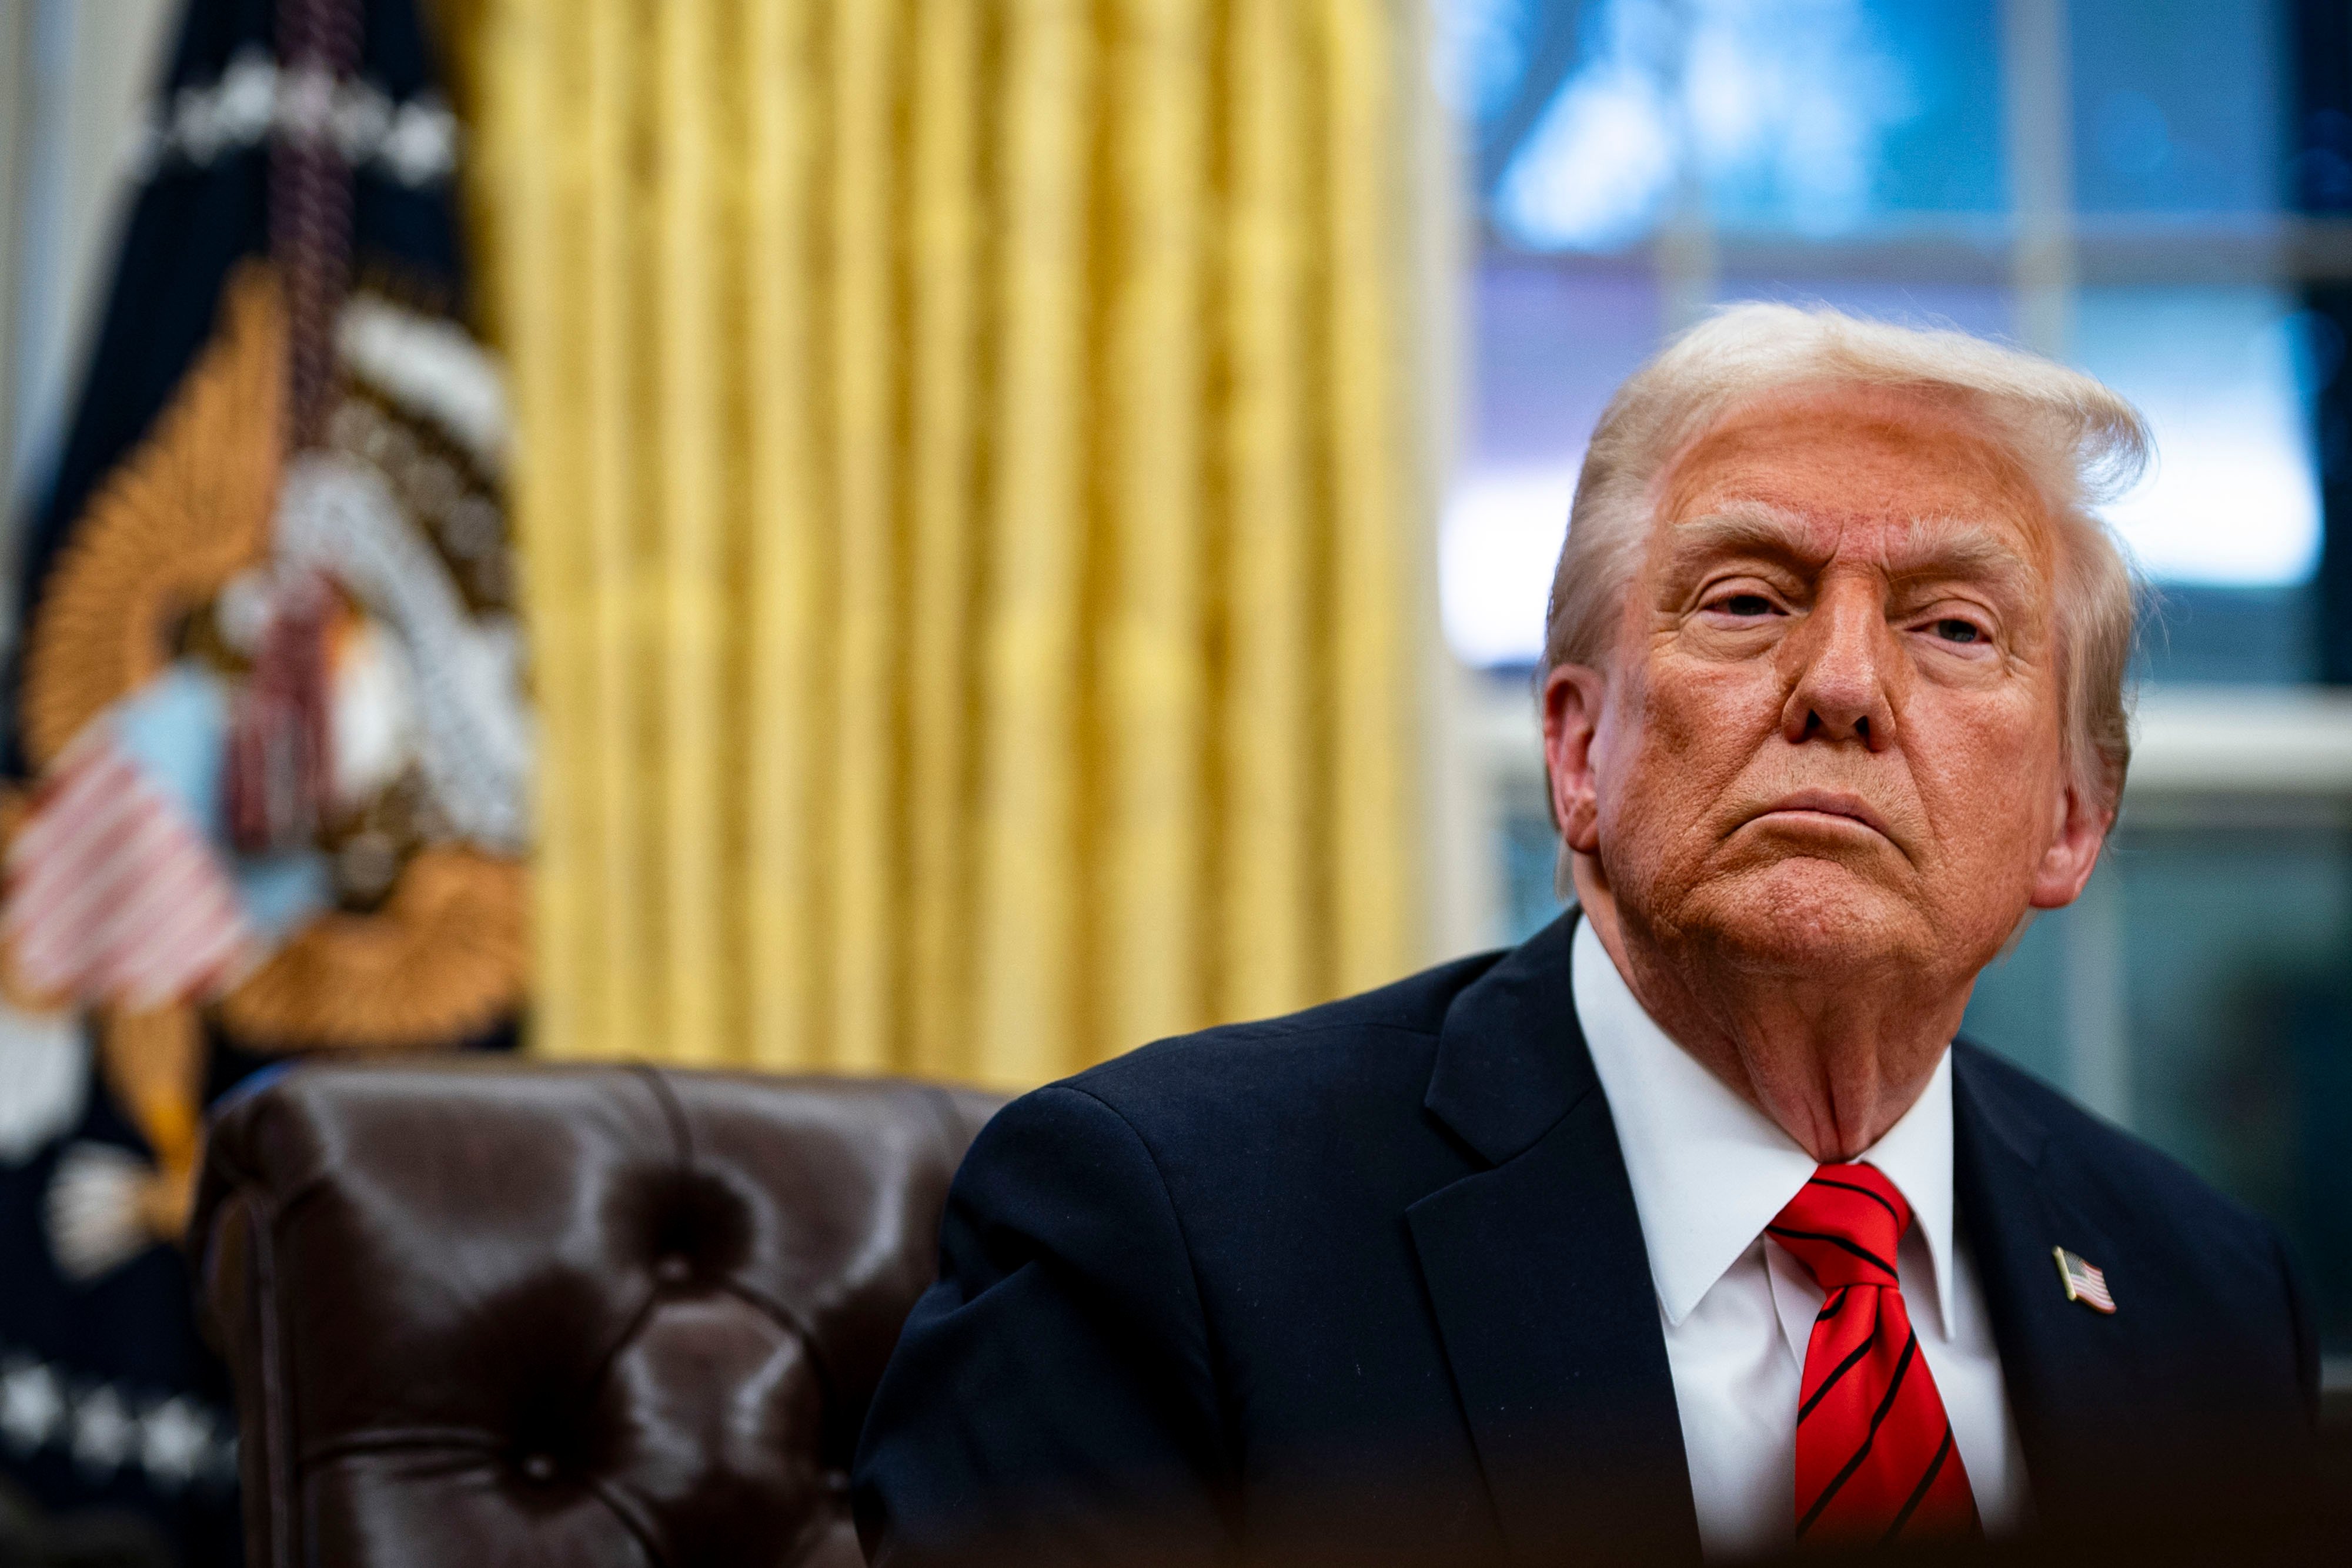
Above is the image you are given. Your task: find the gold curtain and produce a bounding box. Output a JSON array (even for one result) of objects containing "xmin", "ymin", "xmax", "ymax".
[{"xmin": 465, "ymin": 0, "xmax": 1428, "ymax": 1086}]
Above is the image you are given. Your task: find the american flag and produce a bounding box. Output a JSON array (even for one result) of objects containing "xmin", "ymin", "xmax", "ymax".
[
  {"xmin": 2054, "ymin": 1246, "xmax": 2116, "ymax": 1314},
  {"xmin": 4, "ymin": 727, "xmax": 252, "ymax": 1010}
]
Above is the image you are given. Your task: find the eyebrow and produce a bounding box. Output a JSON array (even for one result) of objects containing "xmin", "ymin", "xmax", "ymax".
[{"xmin": 1662, "ymin": 503, "xmax": 2039, "ymax": 598}]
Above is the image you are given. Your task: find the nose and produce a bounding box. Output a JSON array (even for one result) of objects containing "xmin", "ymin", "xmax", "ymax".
[{"xmin": 1779, "ymin": 581, "xmax": 1897, "ymax": 750}]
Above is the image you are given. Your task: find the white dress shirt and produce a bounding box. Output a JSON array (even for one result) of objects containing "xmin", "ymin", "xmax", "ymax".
[{"xmin": 1569, "ymin": 915, "xmax": 2030, "ymax": 1559}]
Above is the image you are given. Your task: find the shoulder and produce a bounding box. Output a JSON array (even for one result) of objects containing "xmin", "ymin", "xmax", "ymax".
[
  {"xmin": 933, "ymin": 948, "xmax": 1509, "ymax": 1313},
  {"xmin": 961, "ymin": 948, "xmax": 1506, "ymax": 1205},
  {"xmin": 1049, "ymin": 948, "xmax": 1505, "ymax": 1134},
  {"xmin": 1953, "ymin": 1041, "xmax": 2284, "ymax": 1271},
  {"xmin": 1955, "ymin": 1039, "xmax": 2321, "ymax": 1442}
]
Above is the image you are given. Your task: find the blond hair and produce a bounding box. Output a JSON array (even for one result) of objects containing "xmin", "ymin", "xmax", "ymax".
[{"xmin": 1543, "ymin": 301, "xmax": 2149, "ymax": 811}]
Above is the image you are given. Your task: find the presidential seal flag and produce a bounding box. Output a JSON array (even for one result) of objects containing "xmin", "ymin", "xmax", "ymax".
[{"xmin": 0, "ymin": 1, "xmax": 526, "ymax": 1558}]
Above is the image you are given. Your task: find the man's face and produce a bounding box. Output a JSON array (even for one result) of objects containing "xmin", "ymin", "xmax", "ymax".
[{"xmin": 1547, "ymin": 385, "xmax": 2106, "ymax": 988}]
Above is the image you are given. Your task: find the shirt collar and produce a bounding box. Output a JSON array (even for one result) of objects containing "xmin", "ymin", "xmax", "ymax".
[{"xmin": 1570, "ymin": 912, "xmax": 1958, "ymax": 1339}]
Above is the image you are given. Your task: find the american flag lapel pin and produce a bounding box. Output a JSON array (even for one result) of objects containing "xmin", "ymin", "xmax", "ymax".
[{"xmin": 2053, "ymin": 1247, "xmax": 2116, "ymax": 1314}]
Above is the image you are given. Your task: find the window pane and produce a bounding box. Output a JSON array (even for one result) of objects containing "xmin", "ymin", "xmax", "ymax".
[
  {"xmin": 1444, "ymin": 262, "xmax": 1659, "ymax": 668},
  {"xmin": 1862, "ymin": 0, "xmax": 2009, "ymax": 218},
  {"xmin": 2069, "ymin": 0, "xmax": 2289, "ymax": 216},
  {"xmin": 2073, "ymin": 286, "xmax": 2321, "ymax": 587},
  {"xmin": 1469, "ymin": 0, "xmax": 2006, "ymax": 252},
  {"xmin": 1485, "ymin": 0, "xmax": 1681, "ymax": 250},
  {"xmin": 1695, "ymin": 0, "xmax": 2006, "ymax": 232},
  {"xmin": 2134, "ymin": 585, "xmax": 2316, "ymax": 685}
]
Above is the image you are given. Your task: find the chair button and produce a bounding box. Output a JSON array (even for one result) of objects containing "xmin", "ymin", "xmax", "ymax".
[
  {"xmin": 655, "ymin": 1254, "xmax": 693, "ymax": 1285},
  {"xmin": 520, "ymin": 1453, "xmax": 557, "ymax": 1485}
]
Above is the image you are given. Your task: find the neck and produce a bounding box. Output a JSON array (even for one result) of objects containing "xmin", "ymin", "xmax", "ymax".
[{"xmin": 1569, "ymin": 855, "xmax": 1965, "ymax": 1162}]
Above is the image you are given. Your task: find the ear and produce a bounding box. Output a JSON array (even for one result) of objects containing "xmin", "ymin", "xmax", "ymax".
[
  {"xmin": 1541, "ymin": 663, "xmax": 1609, "ymax": 855},
  {"xmin": 2025, "ymin": 778, "xmax": 2112, "ymax": 910}
]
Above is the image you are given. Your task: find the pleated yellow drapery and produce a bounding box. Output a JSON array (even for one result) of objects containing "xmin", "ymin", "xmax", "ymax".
[{"xmin": 468, "ymin": 0, "xmax": 1428, "ymax": 1085}]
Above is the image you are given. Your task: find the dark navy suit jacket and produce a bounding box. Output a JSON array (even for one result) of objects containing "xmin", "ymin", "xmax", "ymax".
[{"xmin": 853, "ymin": 914, "xmax": 2320, "ymax": 1565}]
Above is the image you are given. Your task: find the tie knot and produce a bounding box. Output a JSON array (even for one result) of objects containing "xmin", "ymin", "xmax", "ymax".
[{"xmin": 1768, "ymin": 1164, "xmax": 1912, "ymax": 1289}]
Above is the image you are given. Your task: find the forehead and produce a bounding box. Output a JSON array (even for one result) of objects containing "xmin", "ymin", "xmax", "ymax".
[{"xmin": 1653, "ymin": 385, "xmax": 2055, "ymax": 570}]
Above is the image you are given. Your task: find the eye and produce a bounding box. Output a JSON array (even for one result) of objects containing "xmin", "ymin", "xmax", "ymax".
[
  {"xmin": 1710, "ymin": 592, "xmax": 1779, "ymax": 618},
  {"xmin": 1932, "ymin": 617, "xmax": 1983, "ymax": 645}
]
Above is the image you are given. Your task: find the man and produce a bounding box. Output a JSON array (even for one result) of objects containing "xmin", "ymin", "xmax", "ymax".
[{"xmin": 853, "ymin": 306, "xmax": 2320, "ymax": 1564}]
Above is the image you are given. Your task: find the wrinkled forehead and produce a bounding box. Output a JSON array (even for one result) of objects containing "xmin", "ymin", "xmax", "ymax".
[{"xmin": 1649, "ymin": 382, "xmax": 2059, "ymax": 577}]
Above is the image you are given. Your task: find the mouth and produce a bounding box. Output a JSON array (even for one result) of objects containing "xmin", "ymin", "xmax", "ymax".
[{"xmin": 1743, "ymin": 789, "xmax": 1896, "ymax": 843}]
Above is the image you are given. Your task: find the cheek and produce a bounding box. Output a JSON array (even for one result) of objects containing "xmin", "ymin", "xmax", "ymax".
[
  {"xmin": 1912, "ymin": 697, "xmax": 2067, "ymax": 860},
  {"xmin": 1598, "ymin": 660, "xmax": 1776, "ymax": 839},
  {"xmin": 1635, "ymin": 656, "xmax": 1782, "ymax": 778}
]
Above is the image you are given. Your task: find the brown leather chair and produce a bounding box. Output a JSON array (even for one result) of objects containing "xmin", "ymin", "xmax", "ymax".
[{"xmin": 191, "ymin": 1059, "xmax": 1003, "ymax": 1568}]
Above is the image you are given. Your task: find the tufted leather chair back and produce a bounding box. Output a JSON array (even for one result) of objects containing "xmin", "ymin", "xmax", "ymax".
[{"xmin": 192, "ymin": 1059, "xmax": 1003, "ymax": 1568}]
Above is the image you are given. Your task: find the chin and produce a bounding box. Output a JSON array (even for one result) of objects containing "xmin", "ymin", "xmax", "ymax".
[{"xmin": 1673, "ymin": 856, "xmax": 1932, "ymax": 977}]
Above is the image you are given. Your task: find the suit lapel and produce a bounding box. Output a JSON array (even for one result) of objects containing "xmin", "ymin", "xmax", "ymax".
[
  {"xmin": 1409, "ymin": 914, "xmax": 1700, "ymax": 1563},
  {"xmin": 1952, "ymin": 1045, "xmax": 2139, "ymax": 1532}
]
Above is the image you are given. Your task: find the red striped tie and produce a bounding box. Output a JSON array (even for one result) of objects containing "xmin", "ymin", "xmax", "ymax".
[{"xmin": 1769, "ymin": 1164, "xmax": 1980, "ymax": 1547}]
